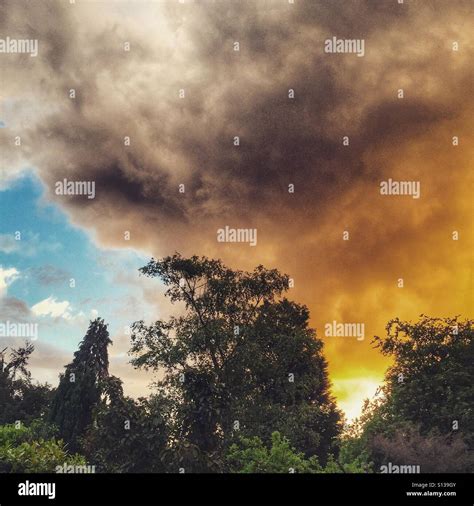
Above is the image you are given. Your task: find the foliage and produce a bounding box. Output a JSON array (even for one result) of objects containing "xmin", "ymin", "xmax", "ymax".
[
  {"xmin": 130, "ymin": 254, "xmax": 341, "ymax": 470},
  {"xmin": 49, "ymin": 318, "xmax": 112, "ymax": 452},
  {"xmin": 226, "ymin": 431, "xmax": 370, "ymax": 473},
  {"xmin": 0, "ymin": 421, "xmax": 86, "ymax": 473},
  {"xmin": 328, "ymin": 435, "xmax": 373, "ymax": 473},
  {"xmin": 227, "ymin": 432, "xmax": 321, "ymax": 473},
  {"xmin": 82, "ymin": 377, "xmax": 169, "ymax": 473},
  {"xmin": 373, "ymin": 316, "xmax": 474, "ymax": 440},
  {"xmin": 0, "ymin": 419, "xmax": 58, "ymax": 446},
  {"xmin": 1, "ymin": 267, "xmax": 471, "ymax": 474},
  {"xmin": 344, "ymin": 316, "xmax": 474, "ymax": 472},
  {"xmin": 370, "ymin": 425, "xmax": 474, "ymax": 473},
  {"xmin": 0, "ymin": 344, "xmax": 53, "ymax": 425}
]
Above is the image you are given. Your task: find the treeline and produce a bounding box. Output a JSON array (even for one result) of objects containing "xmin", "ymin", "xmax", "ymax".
[{"xmin": 0, "ymin": 255, "xmax": 473, "ymax": 473}]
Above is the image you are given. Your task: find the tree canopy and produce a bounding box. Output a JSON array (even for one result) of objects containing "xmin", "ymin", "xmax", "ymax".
[
  {"xmin": 49, "ymin": 318, "xmax": 112, "ymax": 451},
  {"xmin": 0, "ymin": 343, "xmax": 52, "ymax": 425},
  {"xmin": 130, "ymin": 254, "xmax": 341, "ymax": 470},
  {"xmin": 0, "ymin": 257, "xmax": 472, "ymax": 474},
  {"xmin": 343, "ymin": 316, "xmax": 474, "ymax": 473}
]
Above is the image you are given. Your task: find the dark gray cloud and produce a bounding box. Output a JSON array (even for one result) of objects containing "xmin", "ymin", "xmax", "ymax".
[
  {"xmin": 1, "ymin": 0, "xmax": 459, "ymax": 226},
  {"xmin": 1, "ymin": 0, "xmax": 472, "ymax": 394}
]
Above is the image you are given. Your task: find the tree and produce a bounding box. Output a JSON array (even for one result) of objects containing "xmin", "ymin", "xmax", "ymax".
[
  {"xmin": 130, "ymin": 254, "xmax": 341, "ymax": 470},
  {"xmin": 82, "ymin": 376, "xmax": 169, "ymax": 472},
  {"xmin": 49, "ymin": 318, "xmax": 112, "ymax": 451},
  {"xmin": 373, "ymin": 316, "xmax": 473, "ymax": 441},
  {"xmin": 0, "ymin": 344, "xmax": 52, "ymax": 425},
  {"xmin": 346, "ymin": 316, "xmax": 474, "ymax": 472}
]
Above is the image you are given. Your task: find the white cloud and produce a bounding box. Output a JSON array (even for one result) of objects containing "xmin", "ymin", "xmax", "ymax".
[
  {"xmin": 0, "ymin": 232, "xmax": 62, "ymax": 258},
  {"xmin": 0, "ymin": 234, "xmax": 20, "ymax": 254},
  {"xmin": 0, "ymin": 266, "xmax": 19, "ymax": 297},
  {"xmin": 31, "ymin": 296, "xmax": 73, "ymax": 319},
  {"xmin": 30, "ymin": 297, "xmax": 99, "ymax": 324}
]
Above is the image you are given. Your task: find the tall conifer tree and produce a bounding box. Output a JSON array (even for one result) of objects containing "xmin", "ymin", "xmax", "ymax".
[{"xmin": 50, "ymin": 318, "xmax": 112, "ymax": 451}]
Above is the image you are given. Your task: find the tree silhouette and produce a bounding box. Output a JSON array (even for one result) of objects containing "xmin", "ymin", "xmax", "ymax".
[
  {"xmin": 50, "ymin": 318, "xmax": 112, "ymax": 451},
  {"xmin": 130, "ymin": 254, "xmax": 341, "ymax": 470}
]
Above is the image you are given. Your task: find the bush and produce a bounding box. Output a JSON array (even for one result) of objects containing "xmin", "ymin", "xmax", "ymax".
[
  {"xmin": 227, "ymin": 431, "xmax": 321, "ymax": 473},
  {"xmin": 369, "ymin": 425, "xmax": 474, "ymax": 473},
  {"xmin": 0, "ymin": 422, "xmax": 86, "ymax": 473}
]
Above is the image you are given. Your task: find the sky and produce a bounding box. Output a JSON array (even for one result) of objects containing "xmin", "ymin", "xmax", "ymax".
[
  {"xmin": 0, "ymin": 173, "xmax": 161, "ymax": 394},
  {"xmin": 0, "ymin": 0, "xmax": 473, "ymax": 421}
]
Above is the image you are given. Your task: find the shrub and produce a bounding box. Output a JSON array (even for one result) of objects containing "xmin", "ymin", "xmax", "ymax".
[
  {"xmin": 227, "ymin": 431, "xmax": 321, "ymax": 473},
  {"xmin": 0, "ymin": 422, "xmax": 86, "ymax": 473}
]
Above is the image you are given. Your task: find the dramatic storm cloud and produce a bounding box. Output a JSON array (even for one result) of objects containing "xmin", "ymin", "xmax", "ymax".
[{"xmin": 1, "ymin": 0, "xmax": 472, "ymax": 417}]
